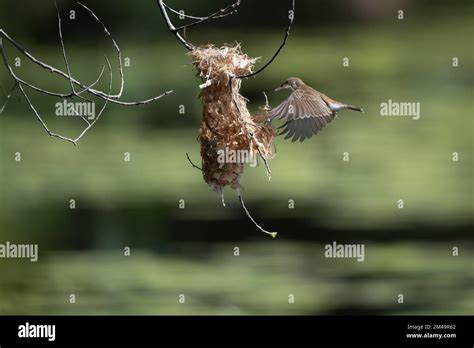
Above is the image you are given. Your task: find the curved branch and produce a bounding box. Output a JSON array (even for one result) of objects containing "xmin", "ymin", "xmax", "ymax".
[
  {"xmin": 77, "ymin": 2, "xmax": 124, "ymax": 99},
  {"xmin": 0, "ymin": 40, "xmax": 105, "ymax": 99},
  {"xmin": 55, "ymin": 1, "xmax": 77, "ymax": 96},
  {"xmin": 237, "ymin": 189, "xmax": 277, "ymax": 238},
  {"xmin": 186, "ymin": 153, "xmax": 203, "ymax": 171},
  {"xmin": 237, "ymin": 0, "xmax": 295, "ymax": 79},
  {"xmin": 0, "ymin": 2, "xmax": 172, "ymax": 105},
  {"xmin": 72, "ymin": 55, "xmax": 114, "ymax": 144}
]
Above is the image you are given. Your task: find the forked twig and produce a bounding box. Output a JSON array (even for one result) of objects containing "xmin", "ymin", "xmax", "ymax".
[
  {"xmin": 157, "ymin": 0, "xmax": 241, "ymax": 50},
  {"xmin": 0, "ymin": 1, "xmax": 173, "ymax": 144},
  {"xmin": 157, "ymin": 0, "xmax": 295, "ymax": 79},
  {"xmin": 163, "ymin": 2, "xmax": 239, "ymax": 21}
]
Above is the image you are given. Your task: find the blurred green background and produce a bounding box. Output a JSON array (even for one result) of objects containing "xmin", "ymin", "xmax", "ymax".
[{"xmin": 0, "ymin": 0, "xmax": 472, "ymax": 314}]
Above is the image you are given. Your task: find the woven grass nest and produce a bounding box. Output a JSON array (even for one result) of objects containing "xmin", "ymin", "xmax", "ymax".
[{"xmin": 189, "ymin": 44, "xmax": 277, "ymax": 237}]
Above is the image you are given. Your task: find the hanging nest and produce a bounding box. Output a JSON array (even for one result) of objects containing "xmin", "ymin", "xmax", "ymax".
[
  {"xmin": 189, "ymin": 44, "xmax": 277, "ymax": 237},
  {"xmin": 190, "ymin": 44, "xmax": 275, "ymax": 194}
]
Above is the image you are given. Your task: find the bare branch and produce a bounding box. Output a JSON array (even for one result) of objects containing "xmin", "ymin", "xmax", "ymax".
[
  {"xmin": 0, "ymin": 44, "xmax": 108, "ymax": 100},
  {"xmin": 157, "ymin": 0, "xmax": 193, "ymax": 50},
  {"xmin": 237, "ymin": 0, "xmax": 295, "ymax": 79},
  {"xmin": 55, "ymin": 0, "xmax": 76, "ymax": 95},
  {"xmin": 15, "ymin": 55, "xmax": 113, "ymax": 146},
  {"xmin": 0, "ymin": 3, "xmax": 171, "ymax": 105},
  {"xmin": 173, "ymin": 1, "xmax": 241, "ymax": 32},
  {"xmin": 163, "ymin": 2, "xmax": 239, "ymax": 21},
  {"xmin": 71, "ymin": 55, "xmax": 113, "ymax": 144},
  {"xmin": 157, "ymin": 0, "xmax": 241, "ymax": 51},
  {"xmin": 0, "ymin": 1, "xmax": 173, "ymax": 145},
  {"xmin": 17, "ymin": 83, "xmax": 77, "ymax": 145},
  {"xmin": 77, "ymin": 2, "xmax": 124, "ymax": 99},
  {"xmin": 158, "ymin": 0, "xmax": 295, "ymax": 78}
]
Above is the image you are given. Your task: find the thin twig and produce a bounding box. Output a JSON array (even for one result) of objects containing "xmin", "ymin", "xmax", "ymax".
[
  {"xmin": 163, "ymin": 2, "xmax": 239, "ymax": 21},
  {"xmin": 237, "ymin": 0, "xmax": 295, "ymax": 79},
  {"xmin": 15, "ymin": 56, "xmax": 113, "ymax": 146},
  {"xmin": 77, "ymin": 1, "xmax": 125, "ymax": 99},
  {"xmin": 256, "ymin": 146, "xmax": 272, "ymax": 180},
  {"xmin": 0, "ymin": 1, "xmax": 173, "ymax": 145},
  {"xmin": 0, "ymin": 38, "xmax": 104, "ymax": 99},
  {"xmin": 0, "ymin": 4, "xmax": 171, "ymax": 105},
  {"xmin": 262, "ymin": 91, "xmax": 270, "ymax": 110},
  {"xmin": 0, "ymin": 82, "xmax": 17, "ymax": 115},
  {"xmin": 186, "ymin": 153, "xmax": 203, "ymax": 171},
  {"xmin": 55, "ymin": 0, "xmax": 75, "ymax": 95},
  {"xmin": 157, "ymin": 0, "xmax": 241, "ymax": 51},
  {"xmin": 237, "ymin": 189, "xmax": 277, "ymax": 238},
  {"xmin": 18, "ymin": 83, "xmax": 78, "ymax": 145},
  {"xmin": 71, "ymin": 55, "xmax": 113, "ymax": 144},
  {"xmin": 157, "ymin": 0, "xmax": 193, "ymax": 50},
  {"xmin": 173, "ymin": 1, "xmax": 241, "ymax": 32}
]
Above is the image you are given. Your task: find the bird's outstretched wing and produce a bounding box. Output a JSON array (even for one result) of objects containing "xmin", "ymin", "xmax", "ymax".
[{"xmin": 269, "ymin": 89, "xmax": 336, "ymax": 142}]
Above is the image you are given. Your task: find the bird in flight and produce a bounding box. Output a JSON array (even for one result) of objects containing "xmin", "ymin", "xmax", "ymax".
[{"xmin": 269, "ymin": 77, "xmax": 363, "ymax": 142}]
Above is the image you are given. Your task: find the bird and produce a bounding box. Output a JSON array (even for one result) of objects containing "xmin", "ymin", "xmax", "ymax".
[{"xmin": 268, "ymin": 77, "xmax": 363, "ymax": 142}]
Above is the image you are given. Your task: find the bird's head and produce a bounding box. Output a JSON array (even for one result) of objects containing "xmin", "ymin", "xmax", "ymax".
[{"xmin": 275, "ymin": 77, "xmax": 305, "ymax": 91}]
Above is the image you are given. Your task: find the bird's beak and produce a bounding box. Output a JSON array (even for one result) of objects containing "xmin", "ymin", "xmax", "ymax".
[{"xmin": 275, "ymin": 85, "xmax": 286, "ymax": 92}]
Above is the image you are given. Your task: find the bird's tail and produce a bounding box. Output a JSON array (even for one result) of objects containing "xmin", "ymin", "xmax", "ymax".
[{"xmin": 346, "ymin": 105, "xmax": 364, "ymax": 113}]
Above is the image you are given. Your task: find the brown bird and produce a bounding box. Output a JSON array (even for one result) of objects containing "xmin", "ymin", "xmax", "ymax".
[{"xmin": 269, "ymin": 77, "xmax": 363, "ymax": 142}]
